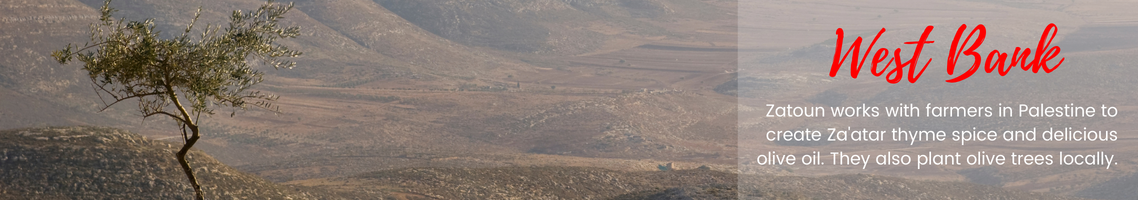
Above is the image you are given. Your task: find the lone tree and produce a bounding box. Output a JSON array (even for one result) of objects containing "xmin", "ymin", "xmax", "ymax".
[{"xmin": 52, "ymin": 0, "xmax": 301, "ymax": 199}]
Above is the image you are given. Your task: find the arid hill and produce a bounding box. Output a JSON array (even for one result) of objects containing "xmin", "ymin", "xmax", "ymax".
[
  {"xmin": 0, "ymin": 0, "xmax": 742, "ymax": 183},
  {"xmin": 5, "ymin": 0, "xmax": 1132, "ymax": 199},
  {"xmin": 0, "ymin": 126, "xmax": 338, "ymax": 199},
  {"xmin": 2, "ymin": 126, "xmax": 1083, "ymax": 199}
]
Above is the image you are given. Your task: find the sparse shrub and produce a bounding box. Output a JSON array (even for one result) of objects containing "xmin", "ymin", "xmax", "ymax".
[{"xmin": 51, "ymin": 1, "xmax": 302, "ymax": 198}]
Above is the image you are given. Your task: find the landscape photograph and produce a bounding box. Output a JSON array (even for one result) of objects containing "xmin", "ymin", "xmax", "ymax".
[{"xmin": 1, "ymin": 0, "xmax": 1136, "ymax": 199}]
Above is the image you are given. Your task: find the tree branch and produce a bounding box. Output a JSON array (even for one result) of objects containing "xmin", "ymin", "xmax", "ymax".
[
  {"xmin": 142, "ymin": 111, "xmax": 185, "ymax": 124},
  {"xmin": 180, "ymin": 123, "xmax": 189, "ymax": 143},
  {"xmin": 97, "ymin": 90, "xmax": 165, "ymax": 112}
]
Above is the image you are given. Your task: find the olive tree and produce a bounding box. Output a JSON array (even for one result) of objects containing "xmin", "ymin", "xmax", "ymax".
[{"xmin": 52, "ymin": 0, "xmax": 301, "ymax": 199}]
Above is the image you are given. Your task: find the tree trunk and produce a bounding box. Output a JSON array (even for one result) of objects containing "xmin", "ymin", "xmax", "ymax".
[
  {"xmin": 176, "ymin": 125, "xmax": 205, "ymax": 200},
  {"xmin": 166, "ymin": 84, "xmax": 205, "ymax": 200}
]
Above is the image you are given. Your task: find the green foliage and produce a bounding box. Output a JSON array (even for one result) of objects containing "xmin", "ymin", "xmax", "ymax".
[
  {"xmin": 52, "ymin": 0, "xmax": 301, "ymax": 122},
  {"xmin": 51, "ymin": 1, "xmax": 302, "ymax": 199}
]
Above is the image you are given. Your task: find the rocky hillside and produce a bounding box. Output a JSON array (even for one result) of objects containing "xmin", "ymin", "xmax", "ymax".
[
  {"xmin": 294, "ymin": 165, "xmax": 1080, "ymax": 199},
  {"xmin": 737, "ymin": 174, "xmax": 1082, "ymax": 200},
  {"xmin": 339, "ymin": 166, "xmax": 734, "ymax": 199},
  {"xmin": 0, "ymin": 126, "xmax": 1085, "ymax": 199},
  {"xmin": 0, "ymin": 0, "xmax": 741, "ymax": 186},
  {"xmin": 0, "ymin": 126, "xmax": 337, "ymax": 199},
  {"xmin": 374, "ymin": 0, "xmax": 695, "ymax": 54}
]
